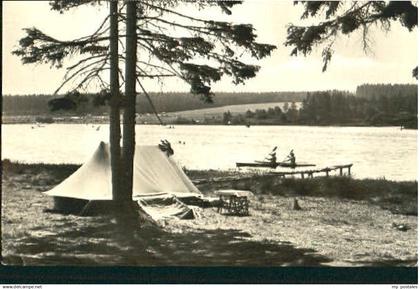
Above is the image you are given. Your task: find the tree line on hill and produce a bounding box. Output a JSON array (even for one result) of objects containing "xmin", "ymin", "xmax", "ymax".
[
  {"xmin": 2, "ymin": 91, "xmax": 305, "ymax": 116},
  {"xmin": 356, "ymin": 84, "xmax": 418, "ymax": 100},
  {"xmin": 3, "ymin": 84, "xmax": 417, "ymax": 128},
  {"xmin": 219, "ymin": 84, "xmax": 417, "ymax": 128}
]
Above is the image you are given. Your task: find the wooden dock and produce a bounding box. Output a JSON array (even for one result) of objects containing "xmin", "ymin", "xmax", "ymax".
[{"xmin": 272, "ymin": 164, "xmax": 353, "ymax": 179}]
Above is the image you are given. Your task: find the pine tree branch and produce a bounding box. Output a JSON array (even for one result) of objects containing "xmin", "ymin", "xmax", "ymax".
[
  {"xmin": 63, "ymin": 56, "xmax": 108, "ymax": 85},
  {"xmin": 140, "ymin": 17, "xmax": 218, "ymax": 37},
  {"xmin": 139, "ymin": 1, "xmax": 214, "ymax": 24},
  {"xmin": 90, "ymin": 14, "xmax": 111, "ymax": 39},
  {"xmin": 56, "ymin": 57, "xmax": 108, "ymax": 94},
  {"xmin": 73, "ymin": 62, "xmax": 109, "ymax": 91},
  {"xmin": 136, "ymin": 73, "xmax": 176, "ymax": 78},
  {"xmin": 66, "ymin": 53, "xmax": 108, "ymax": 71},
  {"xmin": 136, "ymin": 60, "xmax": 176, "ymax": 75},
  {"xmin": 136, "ymin": 77, "xmax": 165, "ymax": 126}
]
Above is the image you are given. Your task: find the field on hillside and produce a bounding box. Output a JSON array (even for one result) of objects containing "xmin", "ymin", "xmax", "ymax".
[
  {"xmin": 137, "ymin": 101, "xmax": 302, "ymax": 124},
  {"xmin": 170, "ymin": 101, "xmax": 302, "ymax": 117}
]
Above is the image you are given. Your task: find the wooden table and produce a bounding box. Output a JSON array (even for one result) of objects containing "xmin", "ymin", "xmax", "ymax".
[{"xmin": 215, "ymin": 190, "xmax": 252, "ymax": 216}]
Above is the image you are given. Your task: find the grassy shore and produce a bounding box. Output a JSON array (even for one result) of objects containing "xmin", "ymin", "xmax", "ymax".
[
  {"xmin": 2, "ymin": 161, "xmax": 417, "ymax": 266},
  {"xmin": 186, "ymin": 169, "xmax": 417, "ymax": 216},
  {"xmin": 2, "ymin": 115, "xmax": 417, "ymax": 129},
  {"xmin": 4, "ymin": 161, "xmax": 417, "ymax": 215}
]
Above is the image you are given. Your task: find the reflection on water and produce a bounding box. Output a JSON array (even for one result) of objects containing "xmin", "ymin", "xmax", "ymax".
[{"xmin": 2, "ymin": 124, "xmax": 417, "ymax": 180}]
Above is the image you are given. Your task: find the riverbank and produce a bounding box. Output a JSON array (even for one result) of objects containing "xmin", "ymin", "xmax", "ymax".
[{"xmin": 2, "ymin": 162, "xmax": 417, "ymax": 266}]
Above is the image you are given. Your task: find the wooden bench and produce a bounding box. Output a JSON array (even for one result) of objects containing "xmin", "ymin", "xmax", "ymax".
[{"xmin": 215, "ymin": 190, "xmax": 252, "ymax": 216}]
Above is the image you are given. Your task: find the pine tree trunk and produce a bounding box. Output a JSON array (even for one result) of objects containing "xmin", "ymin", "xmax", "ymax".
[
  {"xmin": 109, "ymin": 1, "xmax": 123, "ymax": 202},
  {"xmin": 122, "ymin": 0, "xmax": 137, "ymax": 201}
]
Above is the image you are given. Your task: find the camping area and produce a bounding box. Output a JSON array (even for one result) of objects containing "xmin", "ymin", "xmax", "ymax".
[
  {"xmin": 1, "ymin": 0, "xmax": 418, "ymax": 284},
  {"xmin": 2, "ymin": 160, "xmax": 417, "ymax": 266}
]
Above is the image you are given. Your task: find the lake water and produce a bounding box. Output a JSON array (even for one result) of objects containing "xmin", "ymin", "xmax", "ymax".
[{"xmin": 1, "ymin": 124, "xmax": 417, "ymax": 181}]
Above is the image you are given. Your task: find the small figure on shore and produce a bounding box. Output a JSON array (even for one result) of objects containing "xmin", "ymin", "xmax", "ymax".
[
  {"xmin": 392, "ymin": 222, "xmax": 409, "ymax": 231},
  {"xmin": 292, "ymin": 198, "xmax": 302, "ymax": 210}
]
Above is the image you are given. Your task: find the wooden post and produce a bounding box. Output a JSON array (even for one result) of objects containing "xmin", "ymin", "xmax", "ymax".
[
  {"xmin": 325, "ymin": 169, "xmax": 329, "ymax": 177},
  {"xmin": 339, "ymin": 168, "xmax": 343, "ymax": 176},
  {"xmin": 348, "ymin": 166, "xmax": 351, "ymax": 175},
  {"xmin": 301, "ymin": 173, "xmax": 305, "ymax": 179}
]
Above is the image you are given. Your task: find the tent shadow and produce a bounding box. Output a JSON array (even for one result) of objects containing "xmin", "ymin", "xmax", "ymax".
[
  {"xmin": 4, "ymin": 215, "xmax": 331, "ymax": 266},
  {"xmin": 141, "ymin": 227, "xmax": 332, "ymax": 266}
]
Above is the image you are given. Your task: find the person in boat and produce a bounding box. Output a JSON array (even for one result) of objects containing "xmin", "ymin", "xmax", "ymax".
[
  {"xmin": 268, "ymin": 152, "xmax": 277, "ymax": 165},
  {"xmin": 286, "ymin": 150, "xmax": 296, "ymax": 167},
  {"xmin": 265, "ymin": 146, "xmax": 277, "ymax": 166}
]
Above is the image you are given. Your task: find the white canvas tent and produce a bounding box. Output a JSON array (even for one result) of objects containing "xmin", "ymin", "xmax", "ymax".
[{"xmin": 44, "ymin": 142, "xmax": 202, "ymax": 219}]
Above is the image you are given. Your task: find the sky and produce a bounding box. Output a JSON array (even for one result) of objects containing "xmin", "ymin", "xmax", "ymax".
[{"xmin": 2, "ymin": 0, "xmax": 418, "ymax": 95}]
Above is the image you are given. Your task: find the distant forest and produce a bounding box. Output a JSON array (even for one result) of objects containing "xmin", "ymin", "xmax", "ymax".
[
  {"xmin": 218, "ymin": 84, "xmax": 417, "ymax": 128},
  {"xmin": 3, "ymin": 84, "xmax": 417, "ymax": 128},
  {"xmin": 2, "ymin": 91, "xmax": 306, "ymax": 116}
]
